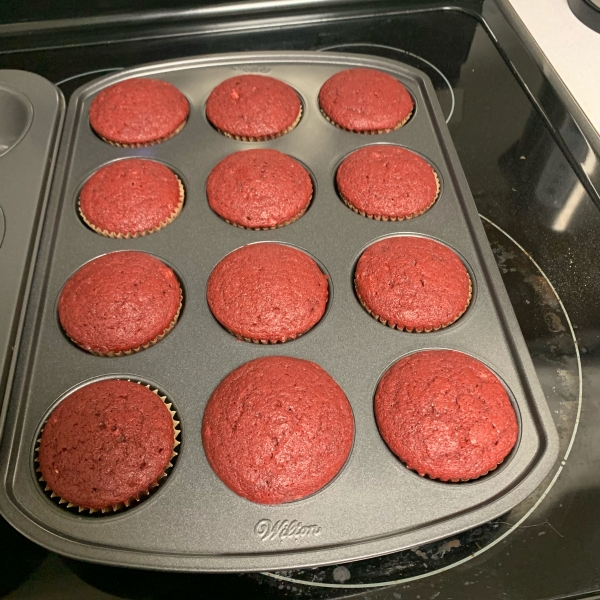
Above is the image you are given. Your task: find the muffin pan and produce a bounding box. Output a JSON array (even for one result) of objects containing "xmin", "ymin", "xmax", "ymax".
[
  {"xmin": 0, "ymin": 52, "xmax": 559, "ymax": 572},
  {"xmin": 0, "ymin": 70, "xmax": 64, "ymax": 414}
]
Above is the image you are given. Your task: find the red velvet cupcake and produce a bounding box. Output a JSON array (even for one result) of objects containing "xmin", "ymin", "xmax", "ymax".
[
  {"xmin": 207, "ymin": 243, "xmax": 328, "ymax": 343},
  {"xmin": 206, "ymin": 149, "xmax": 312, "ymax": 229},
  {"xmin": 319, "ymin": 68, "xmax": 414, "ymax": 133},
  {"xmin": 202, "ymin": 356, "xmax": 354, "ymax": 504},
  {"xmin": 375, "ymin": 350, "xmax": 518, "ymax": 481},
  {"xmin": 337, "ymin": 145, "xmax": 439, "ymax": 220},
  {"xmin": 58, "ymin": 251, "xmax": 182, "ymax": 356},
  {"xmin": 205, "ymin": 75, "xmax": 302, "ymax": 141},
  {"xmin": 79, "ymin": 159, "xmax": 184, "ymax": 238},
  {"xmin": 37, "ymin": 379, "xmax": 180, "ymax": 513},
  {"xmin": 89, "ymin": 78, "xmax": 189, "ymax": 147},
  {"xmin": 355, "ymin": 236, "xmax": 471, "ymax": 332}
]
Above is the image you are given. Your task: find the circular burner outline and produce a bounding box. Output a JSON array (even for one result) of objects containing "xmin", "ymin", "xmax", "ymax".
[{"xmin": 262, "ymin": 214, "xmax": 582, "ymax": 589}]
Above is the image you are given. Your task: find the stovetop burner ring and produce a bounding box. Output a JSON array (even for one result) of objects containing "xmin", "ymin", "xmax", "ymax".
[
  {"xmin": 259, "ymin": 214, "xmax": 582, "ymax": 591},
  {"xmin": 55, "ymin": 67, "xmax": 124, "ymax": 87}
]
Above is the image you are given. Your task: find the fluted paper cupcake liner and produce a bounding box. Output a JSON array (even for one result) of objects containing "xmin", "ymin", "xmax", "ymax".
[
  {"xmin": 35, "ymin": 381, "xmax": 181, "ymax": 514},
  {"xmin": 356, "ymin": 275, "xmax": 472, "ymax": 333},
  {"xmin": 225, "ymin": 322, "xmax": 317, "ymax": 345},
  {"xmin": 320, "ymin": 106, "xmax": 413, "ymax": 134},
  {"xmin": 67, "ymin": 289, "xmax": 183, "ymax": 357},
  {"xmin": 220, "ymin": 196, "xmax": 311, "ymax": 231},
  {"xmin": 215, "ymin": 105, "xmax": 302, "ymax": 142},
  {"xmin": 100, "ymin": 119, "xmax": 187, "ymax": 148},
  {"xmin": 401, "ymin": 456, "xmax": 503, "ymax": 483},
  {"xmin": 339, "ymin": 170, "xmax": 440, "ymax": 221}
]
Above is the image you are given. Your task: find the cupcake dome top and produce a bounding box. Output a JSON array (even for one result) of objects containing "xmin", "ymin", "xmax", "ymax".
[
  {"xmin": 337, "ymin": 145, "xmax": 439, "ymax": 220},
  {"xmin": 202, "ymin": 356, "xmax": 354, "ymax": 504},
  {"xmin": 58, "ymin": 251, "xmax": 182, "ymax": 356},
  {"xmin": 89, "ymin": 78, "xmax": 189, "ymax": 145},
  {"xmin": 207, "ymin": 243, "xmax": 328, "ymax": 343},
  {"xmin": 319, "ymin": 68, "xmax": 414, "ymax": 132},
  {"xmin": 79, "ymin": 158, "xmax": 184, "ymax": 237},
  {"xmin": 375, "ymin": 350, "xmax": 518, "ymax": 481},
  {"xmin": 205, "ymin": 74, "xmax": 301, "ymax": 140},
  {"xmin": 355, "ymin": 236, "xmax": 471, "ymax": 332},
  {"xmin": 206, "ymin": 149, "xmax": 312, "ymax": 229},
  {"xmin": 38, "ymin": 379, "xmax": 177, "ymax": 511}
]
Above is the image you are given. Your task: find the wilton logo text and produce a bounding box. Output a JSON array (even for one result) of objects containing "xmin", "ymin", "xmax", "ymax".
[{"xmin": 254, "ymin": 519, "xmax": 321, "ymax": 542}]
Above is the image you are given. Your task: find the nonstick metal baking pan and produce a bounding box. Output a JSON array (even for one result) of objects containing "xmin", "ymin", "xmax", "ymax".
[
  {"xmin": 0, "ymin": 52, "xmax": 559, "ymax": 572},
  {"xmin": 0, "ymin": 70, "xmax": 64, "ymax": 424}
]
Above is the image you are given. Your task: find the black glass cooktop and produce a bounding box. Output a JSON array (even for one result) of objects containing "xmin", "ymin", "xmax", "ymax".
[{"xmin": 1, "ymin": 1, "xmax": 599, "ymax": 598}]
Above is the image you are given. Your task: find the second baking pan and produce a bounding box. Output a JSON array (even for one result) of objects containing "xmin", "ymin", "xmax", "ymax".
[{"xmin": 0, "ymin": 70, "xmax": 64, "ymax": 420}]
